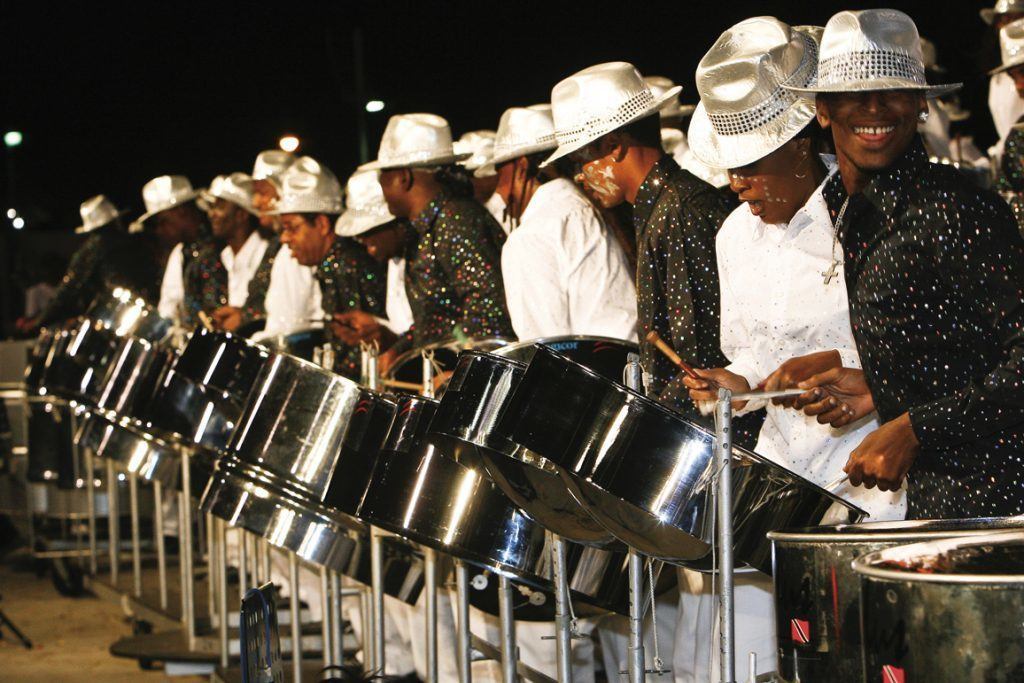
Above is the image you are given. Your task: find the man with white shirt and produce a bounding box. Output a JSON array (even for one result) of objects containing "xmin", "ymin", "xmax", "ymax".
[
  {"xmin": 137, "ymin": 175, "xmax": 207, "ymax": 324},
  {"xmin": 492, "ymin": 104, "xmax": 637, "ymax": 342}
]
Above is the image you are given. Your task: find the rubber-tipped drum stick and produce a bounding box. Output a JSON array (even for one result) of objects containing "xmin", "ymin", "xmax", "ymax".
[{"xmin": 644, "ymin": 331, "xmax": 700, "ymax": 380}]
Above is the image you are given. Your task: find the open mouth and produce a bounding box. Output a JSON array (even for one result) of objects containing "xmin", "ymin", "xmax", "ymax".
[{"xmin": 852, "ymin": 124, "xmax": 896, "ymax": 145}]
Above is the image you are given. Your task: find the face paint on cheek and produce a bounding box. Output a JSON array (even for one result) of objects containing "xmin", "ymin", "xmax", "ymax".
[{"xmin": 581, "ymin": 160, "xmax": 622, "ymax": 203}]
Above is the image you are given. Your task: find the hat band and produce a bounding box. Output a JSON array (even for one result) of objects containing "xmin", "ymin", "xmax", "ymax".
[
  {"xmin": 818, "ymin": 49, "xmax": 925, "ymax": 88},
  {"xmin": 554, "ymin": 89, "xmax": 656, "ymax": 148},
  {"xmin": 278, "ymin": 196, "xmax": 344, "ymax": 214},
  {"xmin": 378, "ymin": 148, "xmax": 456, "ymax": 167},
  {"xmin": 493, "ymin": 132, "xmax": 556, "ymax": 159},
  {"xmin": 706, "ymin": 32, "xmax": 818, "ymax": 137}
]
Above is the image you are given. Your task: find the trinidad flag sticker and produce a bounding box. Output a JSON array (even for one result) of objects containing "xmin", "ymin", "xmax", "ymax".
[
  {"xmin": 790, "ymin": 618, "xmax": 811, "ymax": 645},
  {"xmin": 882, "ymin": 665, "xmax": 906, "ymax": 683}
]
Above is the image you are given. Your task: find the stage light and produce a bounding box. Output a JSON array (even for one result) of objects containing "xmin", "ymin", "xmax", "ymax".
[
  {"xmin": 6, "ymin": 208, "xmax": 15, "ymax": 219},
  {"xmin": 12, "ymin": 217, "xmax": 25, "ymax": 229},
  {"xmin": 365, "ymin": 100, "xmax": 385, "ymax": 113},
  {"xmin": 279, "ymin": 135, "xmax": 300, "ymax": 153},
  {"xmin": 4, "ymin": 131, "xmax": 23, "ymax": 147}
]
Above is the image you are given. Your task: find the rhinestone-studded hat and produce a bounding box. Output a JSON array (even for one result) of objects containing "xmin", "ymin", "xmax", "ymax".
[
  {"xmin": 454, "ymin": 130, "xmax": 497, "ymax": 177},
  {"xmin": 990, "ymin": 18, "xmax": 1024, "ymax": 74},
  {"xmin": 542, "ymin": 62, "xmax": 682, "ymax": 166},
  {"xmin": 689, "ymin": 18, "xmax": 821, "ymax": 170},
  {"xmin": 363, "ymin": 114, "xmax": 471, "ymax": 171},
  {"xmin": 336, "ymin": 165, "xmax": 396, "ymax": 237},
  {"xmin": 268, "ymin": 156, "xmax": 344, "ymax": 215},
  {"xmin": 252, "ymin": 150, "xmax": 296, "ymax": 183},
  {"xmin": 786, "ymin": 9, "xmax": 961, "ymax": 98},
  {"xmin": 133, "ymin": 175, "xmax": 200, "ymax": 229},
  {"xmin": 201, "ymin": 173, "xmax": 259, "ymax": 215},
  {"xmin": 488, "ymin": 105, "xmax": 558, "ymax": 170},
  {"xmin": 982, "ymin": 0, "xmax": 1024, "ymax": 25},
  {"xmin": 644, "ymin": 76, "xmax": 696, "ymax": 119},
  {"xmin": 75, "ymin": 195, "xmax": 128, "ymax": 234}
]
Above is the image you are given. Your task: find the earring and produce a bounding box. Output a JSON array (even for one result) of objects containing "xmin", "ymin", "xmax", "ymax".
[{"xmin": 918, "ymin": 110, "xmax": 929, "ymax": 123}]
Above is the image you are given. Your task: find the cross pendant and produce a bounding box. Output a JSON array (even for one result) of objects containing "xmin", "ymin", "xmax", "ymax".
[{"xmin": 821, "ymin": 260, "xmax": 840, "ymax": 285}]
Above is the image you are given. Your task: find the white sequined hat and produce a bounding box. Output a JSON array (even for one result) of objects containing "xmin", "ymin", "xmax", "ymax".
[
  {"xmin": 201, "ymin": 173, "xmax": 259, "ymax": 216},
  {"xmin": 268, "ymin": 156, "xmax": 344, "ymax": 215},
  {"xmin": 785, "ymin": 9, "xmax": 961, "ymax": 98},
  {"xmin": 542, "ymin": 62, "xmax": 682, "ymax": 166},
  {"xmin": 363, "ymin": 114, "xmax": 471, "ymax": 171},
  {"xmin": 689, "ymin": 18, "xmax": 821, "ymax": 170},
  {"xmin": 644, "ymin": 76, "xmax": 696, "ymax": 119},
  {"xmin": 336, "ymin": 165, "xmax": 396, "ymax": 237},
  {"xmin": 990, "ymin": 18, "xmax": 1024, "ymax": 74},
  {"xmin": 488, "ymin": 104, "xmax": 558, "ymax": 170},
  {"xmin": 75, "ymin": 195, "xmax": 128, "ymax": 234},
  {"xmin": 454, "ymin": 130, "xmax": 497, "ymax": 177},
  {"xmin": 982, "ymin": 0, "xmax": 1024, "ymax": 25},
  {"xmin": 252, "ymin": 150, "xmax": 296, "ymax": 182},
  {"xmin": 132, "ymin": 175, "xmax": 200, "ymax": 231}
]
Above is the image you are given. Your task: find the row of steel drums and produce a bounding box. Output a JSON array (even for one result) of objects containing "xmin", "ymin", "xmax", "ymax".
[{"xmin": 25, "ymin": 287, "xmax": 1024, "ymax": 681}]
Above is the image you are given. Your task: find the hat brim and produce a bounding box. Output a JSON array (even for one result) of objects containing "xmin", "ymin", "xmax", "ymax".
[
  {"xmin": 487, "ymin": 141, "xmax": 559, "ymax": 170},
  {"xmin": 75, "ymin": 209, "xmax": 131, "ymax": 234},
  {"xmin": 541, "ymin": 85, "xmax": 683, "ymax": 168},
  {"xmin": 687, "ymin": 97, "xmax": 818, "ymax": 171},
  {"xmin": 786, "ymin": 80, "xmax": 962, "ymax": 99},
  {"xmin": 360, "ymin": 151, "xmax": 472, "ymax": 171},
  {"xmin": 990, "ymin": 55, "xmax": 1024, "ymax": 75},
  {"xmin": 335, "ymin": 208, "xmax": 395, "ymax": 237}
]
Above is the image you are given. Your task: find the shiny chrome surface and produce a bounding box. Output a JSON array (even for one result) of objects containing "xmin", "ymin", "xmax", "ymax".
[
  {"xmin": 83, "ymin": 287, "xmax": 171, "ymax": 342},
  {"xmin": 359, "ymin": 394, "xmax": 654, "ymax": 617},
  {"xmin": 23, "ymin": 328, "xmax": 56, "ymax": 391},
  {"xmin": 75, "ymin": 411, "xmax": 181, "ymax": 488},
  {"xmin": 493, "ymin": 335, "xmax": 638, "ymax": 381},
  {"xmin": 322, "ymin": 389, "xmax": 397, "ymax": 517},
  {"xmin": 385, "ymin": 336, "xmax": 511, "ymax": 387},
  {"xmin": 769, "ymin": 517, "xmax": 1024, "ymax": 683},
  {"xmin": 94, "ymin": 336, "xmax": 173, "ymax": 421},
  {"xmin": 853, "ymin": 531, "xmax": 1024, "ymax": 681},
  {"xmin": 337, "ymin": 531, "xmax": 425, "ymax": 605},
  {"xmin": 502, "ymin": 345, "xmax": 864, "ymax": 570},
  {"xmin": 433, "ymin": 350, "xmax": 615, "ymax": 546},
  {"xmin": 263, "ymin": 326, "xmax": 327, "ymax": 361},
  {"xmin": 137, "ymin": 328, "xmax": 271, "ymax": 451}
]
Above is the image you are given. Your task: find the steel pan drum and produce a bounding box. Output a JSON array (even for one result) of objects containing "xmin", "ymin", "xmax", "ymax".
[
  {"xmin": 768, "ymin": 517, "xmax": 1024, "ymax": 682},
  {"xmin": 322, "ymin": 391, "xmax": 398, "ymax": 517},
  {"xmin": 94, "ymin": 336, "xmax": 174, "ymax": 421},
  {"xmin": 385, "ymin": 336, "xmax": 510, "ymax": 388},
  {"xmin": 359, "ymin": 394, "xmax": 656, "ymax": 619},
  {"xmin": 262, "ymin": 326, "xmax": 327, "ymax": 361},
  {"xmin": 23, "ymin": 328, "xmax": 57, "ymax": 392},
  {"xmin": 201, "ymin": 352, "xmax": 373, "ymax": 571},
  {"xmin": 502, "ymin": 345, "xmax": 864, "ymax": 571},
  {"xmin": 853, "ymin": 530, "xmax": 1024, "ymax": 682},
  {"xmin": 75, "ymin": 411, "xmax": 182, "ymax": 487},
  {"xmin": 26, "ymin": 398, "xmax": 74, "ymax": 485},
  {"xmin": 494, "ymin": 335, "xmax": 638, "ymax": 381},
  {"xmin": 431, "ymin": 350, "xmax": 615, "ymax": 546}
]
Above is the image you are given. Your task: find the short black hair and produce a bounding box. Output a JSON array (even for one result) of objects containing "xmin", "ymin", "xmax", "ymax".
[{"xmin": 614, "ymin": 112, "xmax": 663, "ymax": 149}]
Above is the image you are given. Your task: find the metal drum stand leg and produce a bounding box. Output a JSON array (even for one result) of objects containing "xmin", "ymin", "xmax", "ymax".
[
  {"xmin": 498, "ymin": 574, "xmax": 517, "ymax": 683},
  {"xmin": 330, "ymin": 571, "xmax": 344, "ymax": 667},
  {"xmin": 84, "ymin": 445, "xmax": 97, "ymax": 575},
  {"xmin": 129, "ymin": 471, "xmax": 142, "ymax": 598},
  {"xmin": 289, "ymin": 552, "xmax": 303, "ymax": 683},
  {"xmin": 207, "ymin": 512, "xmax": 217, "ymax": 630},
  {"xmin": 370, "ymin": 528, "xmax": 386, "ymax": 673},
  {"xmin": 153, "ymin": 479, "xmax": 167, "ymax": 611},
  {"xmin": 424, "ymin": 546, "xmax": 439, "ymax": 683},
  {"xmin": 217, "ymin": 518, "xmax": 229, "ymax": 668},
  {"xmin": 239, "ymin": 528, "xmax": 248, "ymax": 600},
  {"xmin": 455, "ymin": 560, "xmax": 472, "ymax": 683},
  {"xmin": 716, "ymin": 389, "xmax": 736, "ymax": 683},
  {"xmin": 106, "ymin": 459, "xmax": 120, "ymax": 585},
  {"xmin": 178, "ymin": 445, "xmax": 196, "ymax": 650},
  {"xmin": 623, "ymin": 354, "xmax": 646, "ymax": 683},
  {"xmin": 551, "ymin": 534, "xmax": 574, "ymax": 683},
  {"xmin": 320, "ymin": 566, "xmax": 331, "ymax": 669}
]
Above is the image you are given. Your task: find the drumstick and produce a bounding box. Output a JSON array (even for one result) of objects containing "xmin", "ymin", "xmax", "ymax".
[
  {"xmin": 823, "ymin": 473, "xmax": 850, "ymax": 491},
  {"xmin": 644, "ymin": 331, "xmax": 701, "ymax": 380},
  {"xmin": 379, "ymin": 378, "xmax": 426, "ymax": 392},
  {"xmin": 197, "ymin": 310, "xmax": 215, "ymax": 332}
]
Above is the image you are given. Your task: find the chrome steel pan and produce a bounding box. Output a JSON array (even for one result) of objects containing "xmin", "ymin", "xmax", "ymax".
[
  {"xmin": 384, "ymin": 336, "xmax": 510, "ymax": 389},
  {"xmin": 494, "ymin": 335, "xmax": 638, "ymax": 380}
]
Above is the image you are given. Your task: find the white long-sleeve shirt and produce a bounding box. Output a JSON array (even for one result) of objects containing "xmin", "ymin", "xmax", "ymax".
[
  {"xmin": 260, "ymin": 244, "xmax": 324, "ymax": 338},
  {"xmin": 384, "ymin": 257, "xmax": 414, "ymax": 334},
  {"xmin": 500, "ymin": 178, "xmax": 637, "ymax": 342},
  {"xmin": 221, "ymin": 231, "xmax": 270, "ymax": 307},
  {"xmin": 157, "ymin": 242, "xmax": 185, "ymax": 321},
  {"xmin": 716, "ymin": 173, "xmax": 905, "ymax": 521},
  {"xmin": 989, "ymin": 71, "xmax": 1024, "ymax": 157}
]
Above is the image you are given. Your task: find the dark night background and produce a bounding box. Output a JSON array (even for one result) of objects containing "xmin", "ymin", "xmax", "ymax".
[{"xmin": 0, "ymin": 0, "xmax": 1005, "ymax": 324}]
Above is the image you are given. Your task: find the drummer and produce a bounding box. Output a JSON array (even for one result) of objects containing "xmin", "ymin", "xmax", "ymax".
[
  {"xmin": 493, "ymin": 104, "xmax": 637, "ymax": 342},
  {"xmin": 135, "ymin": 175, "xmax": 209, "ymax": 324},
  {"xmin": 681, "ymin": 18, "xmax": 908, "ymax": 681},
  {"xmin": 26, "ymin": 195, "xmax": 129, "ymax": 331},
  {"xmin": 185, "ymin": 173, "xmax": 280, "ymax": 333},
  {"xmin": 271, "ymin": 156, "xmax": 386, "ymax": 379},
  {"xmin": 789, "ymin": 9, "xmax": 1024, "ymax": 519},
  {"xmin": 351, "ymin": 113, "xmax": 514, "ymax": 372},
  {"xmin": 544, "ymin": 62, "xmax": 762, "ymax": 446}
]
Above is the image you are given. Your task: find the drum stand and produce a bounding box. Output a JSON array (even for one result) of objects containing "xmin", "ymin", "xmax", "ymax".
[
  {"xmin": 715, "ymin": 389, "xmax": 736, "ymax": 683},
  {"xmin": 551, "ymin": 534, "xmax": 576, "ymax": 683},
  {"xmin": 362, "ymin": 343, "xmax": 389, "ymax": 676},
  {"xmin": 624, "ymin": 356, "xmax": 649, "ymax": 683},
  {"xmin": 177, "ymin": 443, "xmax": 197, "ymax": 650}
]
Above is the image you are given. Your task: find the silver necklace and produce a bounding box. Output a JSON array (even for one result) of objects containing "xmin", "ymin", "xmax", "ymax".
[{"xmin": 822, "ymin": 195, "xmax": 850, "ymax": 285}]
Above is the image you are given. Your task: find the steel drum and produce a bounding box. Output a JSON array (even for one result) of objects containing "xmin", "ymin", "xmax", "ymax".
[
  {"xmin": 76, "ymin": 411, "xmax": 181, "ymax": 486},
  {"xmin": 266, "ymin": 326, "xmax": 327, "ymax": 361},
  {"xmin": 359, "ymin": 394, "xmax": 660, "ymax": 619},
  {"xmin": 502, "ymin": 345, "xmax": 865, "ymax": 571},
  {"xmin": 384, "ymin": 336, "xmax": 510, "ymax": 388},
  {"xmin": 201, "ymin": 351, "xmax": 372, "ymax": 571},
  {"xmin": 26, "ymin": 398, "xmax": 74, "ymax": 485},
  {"xmin": 768, "ymin": 517, "xmax": 1024, "ymax": 682},
  {"xmin": 23, "ymin": 327, "xmax": 57, "ymax": 393},
  {"xmin": 494, "ymin": 335, "xmax": 638, "ymax": 380},
  {"xmin": 853, "ymin": 530, "xmax": 1024, "ymax": 682}
]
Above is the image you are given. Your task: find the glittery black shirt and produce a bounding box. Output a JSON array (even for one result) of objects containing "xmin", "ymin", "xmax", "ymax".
[
  {"xmin": 631, "ymin": 156, "xmax": 762, "ymax": 445},
  {"xmin": 401, "ymin": 190, "xmax": 513, "ymax": 348},
  {"xmin": 997, "ymin": 115, "xmax": 1024, "ymax": 235},
  {"xmin": 182, "ymin": 234, "xmax": 281, "ymax": 330},
  {"xmin": 314, "ymin": 236, "xmax": 386, "ymax": 379},
  {"xmin": 39, "ymin": 229, "xmax": 119, "ymax": 324},
  {"xmin": 824, "ymin": 137, "xmax": 1024, "ymax": 518}
]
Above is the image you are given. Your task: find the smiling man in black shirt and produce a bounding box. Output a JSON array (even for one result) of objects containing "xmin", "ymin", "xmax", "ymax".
[{"xmin": 791, "ymin": 9, "xmax": 1024, "ymax": 518}]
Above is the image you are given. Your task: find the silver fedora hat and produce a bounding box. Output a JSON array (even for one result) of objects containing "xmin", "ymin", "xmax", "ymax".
[
  {"xmin": 644, "ymin": 75, "xmax": 696, "ymax": 119},
  {"xmin": 991, "ymin": 18, "xmax": 1024, "ymax": 74},
  {"xmin": 268, "ymin": 156, "xmax": 344, "ymax": 215},
  {"xmin": 689, "ymin": 18, "xmax": 821, "ymax": 170},
  {"xmin": 543, "ymin": 61, "xmax": 682, "ymax": 166},
  {"xmin": 201, "ymin": 172, "xmax": 259, "ymax": 215},
  {"xmin": 363, "ymin": 113, "xmax": 471, "ymax": 171},
  {"xmin": 488, "ymin": 104, "xmax": 558, "ymax": 170},
  {"xmin": 75, "ymin": 195, "xmax": 128, "ymax": 234},
  {"xmin": 130, "ymin": 175, "xmax": 200, "ymax": 232},
  {"xmin": 982, "ymin": 0, "xmax": 1024, "ymax": 25},
  {"xmin": 335, "ymin": 165, "xmax": 395, "ymax": 237},
  {"xmin": 252, "ymin": 150, "xmax": 296, "ymax": 183},
  {"xmin": 454, "ymin": 130, "xmax": 497, "ymax": 177},
  {"xmin": 786, "ymin": 9, "xmax": 961, "ymax": 98}
]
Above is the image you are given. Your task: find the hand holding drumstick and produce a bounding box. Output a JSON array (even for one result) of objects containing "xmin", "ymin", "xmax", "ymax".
[{"xmin": 645, "ymin": 331, "xmax": 750, "ymax": 411}]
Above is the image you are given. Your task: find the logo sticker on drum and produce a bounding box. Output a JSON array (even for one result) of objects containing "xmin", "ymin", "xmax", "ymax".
[
  {"xmin": 790, "ymin": 618, "xmax": 811, "ymax": 645},
  {"xmin": 882, "ymin": 664, "xmax": 905, "ymax": 683}
]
